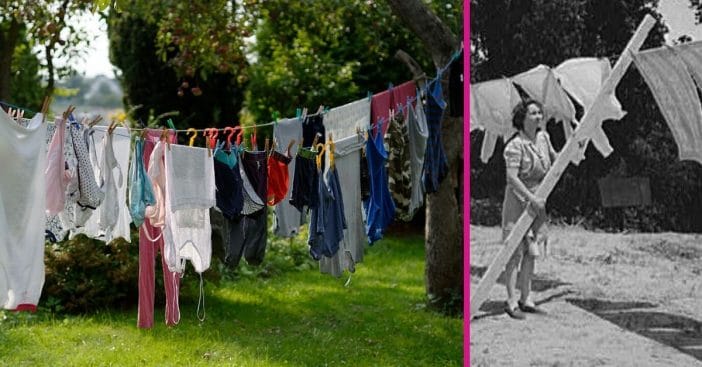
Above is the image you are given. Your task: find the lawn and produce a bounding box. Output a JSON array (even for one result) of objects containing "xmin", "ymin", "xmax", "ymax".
[{"xmin": 0, "ymin": 235, "xmax": 463, "ymax": 366}]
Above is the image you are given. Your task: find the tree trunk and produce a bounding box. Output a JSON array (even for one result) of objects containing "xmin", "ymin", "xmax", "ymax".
[
  {"xmin": 45, "ymin": 45, "xmax": 55, "ymax": 98},
  {"xmin": 386, "ymin": 0, "xmax": 463, "ymax": 313},
  {"xmin": 0, "ymin": 19, "xmax": 22, "ymax": 101}
]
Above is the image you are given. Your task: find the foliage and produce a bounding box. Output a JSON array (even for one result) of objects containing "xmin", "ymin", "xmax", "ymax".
[
  {"xmin": 1, "ymin": 236, "xmax": 462, "ymax": 366},
  {"xmin": 107, "ymin": 4, "xmax": 245, "ymax": 132},
  {"xmin": 42, "ymin": 234, "xmax": 140, "ymax": 314},
  {"xmin": 470, "ymin": 0, "xmax": 702, "ymax": 233},
  {"xmin": 243, "ymin": 0, "xmax": 462, "ymax": 129},
  {"xmin": 6, "ymin": 26, "xmax": 44, "ymax": 110},
  {"xmin": 0, "ymin": 0, "xmax": 96, "ymax": 97}
]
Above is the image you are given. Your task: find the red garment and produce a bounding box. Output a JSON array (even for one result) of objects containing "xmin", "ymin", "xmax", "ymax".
[
  {"xmin": 371, "ymin": 80, "xmax": 417, "ymax": 135},
  {"xmin": 267, "ymin": 150, "xmax": 292, "ymax": 206}
]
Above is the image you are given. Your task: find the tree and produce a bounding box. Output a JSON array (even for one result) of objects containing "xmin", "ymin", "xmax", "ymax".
[
  {"xmin": 386, "ymin": 0, "xmax": 464, "ymax": 313},
  {"xmin": 0, "ymin": 1, "xmax": 95, "ymax": 101},
  {"xmin": 107, "ymin": 1, "xmax": 246, "ymax": 132}
]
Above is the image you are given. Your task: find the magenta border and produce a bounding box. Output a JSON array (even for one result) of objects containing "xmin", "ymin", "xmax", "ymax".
[{"xmin": 463, "ymin": 0, "xmax": 470, "ymax": 365}]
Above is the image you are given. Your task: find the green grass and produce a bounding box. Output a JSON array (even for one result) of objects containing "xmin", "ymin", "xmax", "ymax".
[{"xmin": 0, "ymin": 235, "xmax": 463, "ymax": 366}]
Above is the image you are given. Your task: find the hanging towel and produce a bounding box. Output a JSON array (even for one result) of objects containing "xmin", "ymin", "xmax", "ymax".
[
  {"xmin": 272, "ymin": 118, "xmax": 305, "ymax": 237},
  {"xmin": 320, "ymin": 98, "xmax": 370, "ymax": 276},
  {"xmin": 677, "ymin": 40, "xmax": 702, "ymax": 89},
  {"xmin": 165, "ymin": 144, "xmax": 216, "ymax": 211},
  {"xmin": 632, "ymin": 46, "xmax": 702, "ymax": 164},
  {"xmin": 0, "ymin": 110, "xmax": 46, "ymax": 311},
  {"xmin": 163, "ymin": 144, "xmax": 215, "ymax": 274}
]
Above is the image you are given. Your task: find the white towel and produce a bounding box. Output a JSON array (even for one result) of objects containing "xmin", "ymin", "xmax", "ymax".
[
  {"xmin": 0, "ymin": 110, "xmax": 46, "ymax": 310},
  {"xmin": 165, "ymin": 144, "xmax": 216, "ymax": 211},
  {"xmin": 163, "ymin": 144, "xmax": 215, "ymax": 273},
  {"xmin": 633, "ymin": 46, "xmax": 702, "ymax": 164}
]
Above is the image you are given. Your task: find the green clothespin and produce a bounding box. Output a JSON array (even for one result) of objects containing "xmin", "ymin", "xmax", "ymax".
[
  {"xmin": 272, "ymin": 111, "xmax": 279, "ymax": 125},
  {"xmin": 166, "ymin": 118, "xmax": 176, "ymax": 130},
  {"xmin": 296, "ymin": 108, "xmax": 301, "ymax": 120},
  {"xmin": 367, "ymin": 91, "xmax": 372, "ymax": 101}
]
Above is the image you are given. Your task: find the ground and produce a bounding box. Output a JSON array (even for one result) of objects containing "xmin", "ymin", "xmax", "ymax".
[{"xmin": 470, "ymin": 224, "xmax": 702, "ymax": 366}]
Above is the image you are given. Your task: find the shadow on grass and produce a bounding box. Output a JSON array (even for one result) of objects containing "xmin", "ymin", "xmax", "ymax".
[{"xmin": 568, "ymin": 298, "xmax": 702, "ymax": 362}]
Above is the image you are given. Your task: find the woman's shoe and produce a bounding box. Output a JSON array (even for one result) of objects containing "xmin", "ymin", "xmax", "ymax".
[
  {"xmin": 504, "ymin": 304, "xmax": 526, "ymax": 320},
  {"xmin": 518, "ymin": 300, "xmax": 546, "ymax": 314}
]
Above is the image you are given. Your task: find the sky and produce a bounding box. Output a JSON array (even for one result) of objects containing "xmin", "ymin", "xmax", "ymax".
[{"xmin": 72, "ymin": 1, "xmax": 702, "ymax": 79}]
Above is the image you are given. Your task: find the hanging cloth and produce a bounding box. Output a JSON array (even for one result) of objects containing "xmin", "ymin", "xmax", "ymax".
[{"xmin": 632, "ymin": 46, "xmax": 702, "ymax": 164}]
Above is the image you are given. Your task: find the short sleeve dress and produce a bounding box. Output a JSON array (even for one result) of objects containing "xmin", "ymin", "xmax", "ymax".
[{"xmin": 502, "ymin": 131, "xmax": 554, "ymax": 245}]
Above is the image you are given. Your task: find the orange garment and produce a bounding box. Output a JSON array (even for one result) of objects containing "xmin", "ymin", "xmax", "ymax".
[{"xmin": 267, "ymin": 150, "xmax": 292, "ymax": 206}]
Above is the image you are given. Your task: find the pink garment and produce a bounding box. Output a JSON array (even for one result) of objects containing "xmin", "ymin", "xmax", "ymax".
[
  {"xmin": 45, "ymin": 117, "xmax": 69, "ymax": 215},
  {"xmin": 372, "ymin": 80, "xmax": 417, "ymax": 135},
  {"xmin": 138, "ymin": 129, "xmax": 180, "ymax": 329},
  {"xmin": 392, "ymin": 81, "xmax": 416, "ymax": 118}
]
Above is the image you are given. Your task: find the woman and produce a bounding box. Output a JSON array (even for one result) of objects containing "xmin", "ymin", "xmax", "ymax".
[{"xmin": 502, "ymin": 99, "xmax": 557, "ymax": 320}]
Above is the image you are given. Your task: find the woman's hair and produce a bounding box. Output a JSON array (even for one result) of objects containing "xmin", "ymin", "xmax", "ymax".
[{"xmin": 511, "ymin": 99, "xmax": 543, "ymax": 131}]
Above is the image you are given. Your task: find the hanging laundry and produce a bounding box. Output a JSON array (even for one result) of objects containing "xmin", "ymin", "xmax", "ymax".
[
  {"xmin": 308, "ymin": 160, "xmax": 347, "ymax": 260},
  {"xmin": 385, "ymin": 113, "xmax": 413, "ymax": 221},
  {"xmin": 267, "ymin": 150, "xmax": 292, "ymax": 206},
  {"xmin": 45, "ymin": 117, "xmax": 77, "ymax": 243},
  {"xmin": 363, "ymin": 127, "xmax": 395, "ymax": 244},
  {"xmin": 213, "ymin": 148, "xmax": 244, "ymax": 219},
  {"xmin": 319, "ymin": 135, "xmax": 366, "ymax": 276},
  {"xmin": 632, "ymin": 47, "xmax": 702, "ymax": 164},
  {"xmin": 422, "ymin": 78, "xmax": 449, "ymax": 194},
  {"xmin": 70, "ymin": 126, "xmax": 132, "ymax": 243},
  {"xmin": 554, "ymin": 57, "xmax": 627, "ymax": 164},
  {"xmin": 128, "ymin": 137, "xmax": 155, "ymax": 228},
  {"xmin": 45, "ymin": 116, "xmax": 70, "ymax": 215},
  {"xmin": 480, "ymin": 130, "xmax": 499, "ymax": 164},
  {"xmin": 163, "ymin": 144, "xmax": 216, "ymax": 274},
  {"xmin": 407, "ymin": 98, "xmax": 429, "ymax": 217},
  {"xmin": 0, "ymin": 110, "xmax": 46, "ymax": 311},
  {"xmin": 391, "ymin": 81, "xmax": 417, "ymax": 119},
  {"xmin": 289, "ymin": 147, "xmax": 320, "ymax": 213},
  {"xmin": 677, "ymin": 40, "xmax": 702, "ymax": 89},
  {"xmin": 554, "ymin": 57, "xmax": 626, "ymax": 120},
  {"xmin": 138, "ymin": 129, "xmax": 180, "ymax": 329},
  {"xmin": 448, "ymin": 49, "xmax": 464, "ymax": 118},
  {"xmin": 213, "ymin": 147, "xmax": 246, "ymax": 269},
  {"xmin": 235, "ymin": 150, "xmax": 269, "ymax": 266},
  {"xmin": 320, "ymin": 98, "xmax": 370, "ymax": 276},
  {"xmin": 372, "ymin": 81, "xmax": 416, "ymax": 136},
  {"xmin": 272, "ymin": 118, "xmax": 305, "ymax": 237},
  {"xmin": 302, "ymin": 114, "xmax": 325, "ymax": 148},
  {"xmin": 469, "ymin": 78, "xmax": 521, "ymax": 162},
  {"xmin": 512, "ymin": 64, "xmax": 576, "ymax": 125}
]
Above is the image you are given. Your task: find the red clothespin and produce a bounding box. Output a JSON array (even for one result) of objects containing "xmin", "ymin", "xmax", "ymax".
[{"xmin": 224, "ymin": 126, "xmax": 235, "ymax": 151}]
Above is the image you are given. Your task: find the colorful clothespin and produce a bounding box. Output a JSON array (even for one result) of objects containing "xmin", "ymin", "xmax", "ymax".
[
  {"xmin": 187, "ymin": 128, "xmax": 198, "ymax": 147},
  {"xmin": 224, "ymin": 127, "xmax": 235, "ymax": 151},
  {"xmin": 166, "ymin": 118, "xmax": 176, "ymax": 130}
]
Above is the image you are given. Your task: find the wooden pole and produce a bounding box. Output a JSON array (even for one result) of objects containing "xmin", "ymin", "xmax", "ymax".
[{"xmin": 470, "ymin": 14, "xmax": 657, "ymax": 318}]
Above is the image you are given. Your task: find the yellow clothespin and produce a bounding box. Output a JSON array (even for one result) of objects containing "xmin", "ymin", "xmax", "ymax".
[
  {"xmin": 315, "ymin": 143, "xmax": 326, "ymax": 171},
  {"xmin": 328, "ymin": 133, "xmax": 335, "ymax": 170},
  {"xmin": 187, "ymin": 128, "xmax": 197, "ymax": 147}
]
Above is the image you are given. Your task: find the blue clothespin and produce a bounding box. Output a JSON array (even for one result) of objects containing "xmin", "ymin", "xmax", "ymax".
[
  {"xmin": 388, "ymin": 82, "xmax": 394, "ymax": 91},
  {"xmin": 367, "ymin": 91, "xmax": 372, "ymax": 101},
  {"xmin": 296, "ymin": 108, "xmax": 301, "ymax": 120}
]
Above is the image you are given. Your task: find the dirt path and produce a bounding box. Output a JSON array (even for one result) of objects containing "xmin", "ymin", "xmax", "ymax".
[{"xmin": 470, "ymin": 225, "xmax": 702, "ymax": 366}]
